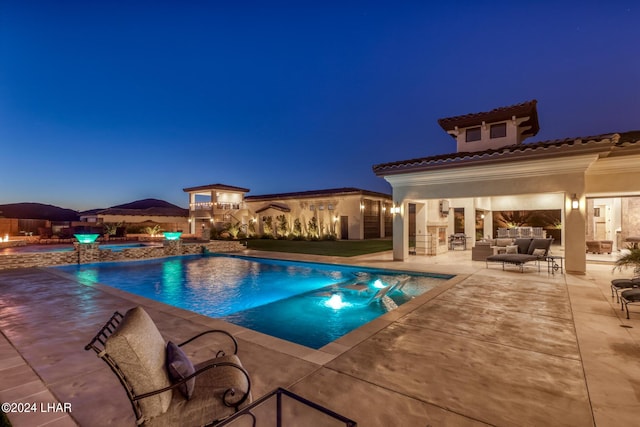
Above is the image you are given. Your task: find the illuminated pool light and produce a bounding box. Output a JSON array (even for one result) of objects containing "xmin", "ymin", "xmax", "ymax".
[
  {"xmin": 372, "ymin": 279, "xmax": 386, "ymax": 289},
  {"xmin": 163, "ymin": 232, "xmax": 182, "ymax": 241},
  {"xmin": 74, "ymin": 234, "xmax": 99, "ymax": 244},
  {"xmin": 324, "ymin": 294, "xmax": 351, "ymax": 309}
]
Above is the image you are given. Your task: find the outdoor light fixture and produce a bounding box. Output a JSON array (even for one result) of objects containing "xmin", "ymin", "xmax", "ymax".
[
  {"xmin": 74, "ymin": 233, "xmax": 99, "ymax": 244},
  {"xmin": 571, "ymin": 194, "xmax": 579, "ymax": 210},
  {"xmin": 391, "ymin": 205, "xmax": 400, "ymax": 215},
  {"xmin": 163, "ymin": 232, "xmax": 182, "ymax": 241}
]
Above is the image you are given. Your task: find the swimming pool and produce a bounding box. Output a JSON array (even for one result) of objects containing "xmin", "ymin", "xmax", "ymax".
[{"xmin": 56, "ymin": 254, "xmax": 452, "ymax": 349}]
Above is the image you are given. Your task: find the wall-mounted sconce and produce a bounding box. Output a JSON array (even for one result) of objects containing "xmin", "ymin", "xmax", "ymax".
[
  {"xmin": 359, "ymin": 203, "xmax": 365, "ymax": 211},
  {"xmin": 391, "ymin": 205, "xmax": 401, "ymax": 215},
  {"xmin": 571, "ymin": 194, "xmax": 579, "ymax": 210},
  {"xmin": 439, "ymin": 200, "xmax": 450, "ymax": 216}
]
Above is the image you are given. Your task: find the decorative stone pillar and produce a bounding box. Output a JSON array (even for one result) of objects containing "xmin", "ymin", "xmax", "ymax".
[
  {"xmin": 76, "ymin": 243, "xmax": 100, "ymax": 264},
  {"xmin": 163, "ymin": 239, "xmax": 182, "ymax": 256}
]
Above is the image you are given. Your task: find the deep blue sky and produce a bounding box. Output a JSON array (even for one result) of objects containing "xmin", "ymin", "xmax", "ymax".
[{"xmin": 1, "ymin": 1, "xmax": 638, "ymax": 211}]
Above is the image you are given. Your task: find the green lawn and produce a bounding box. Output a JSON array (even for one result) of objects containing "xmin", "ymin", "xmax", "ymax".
[{"xmin": 244, "ymin": 238, "xmax": 393, "ymax": 257}]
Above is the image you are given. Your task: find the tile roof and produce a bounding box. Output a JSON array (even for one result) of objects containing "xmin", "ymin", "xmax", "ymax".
[
  {"xmin": 183, "ymin": 183, "xmax": 250, "ymax": 193},
  {"xmin": 438, "ymin": 100, "xmax": 540, "ymax": 137},
  {"xmin": 245, "ymin": 187, "xmax": 391, "ymax": 201},
  {"xmin": 373, "ymin": 131, "xmax": 640, "ymax": 176}
]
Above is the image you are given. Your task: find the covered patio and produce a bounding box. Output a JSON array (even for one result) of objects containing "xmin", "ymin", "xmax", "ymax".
[{"xmin": 374, "ymin": 132, "xmax": 640, "ymax": 275}]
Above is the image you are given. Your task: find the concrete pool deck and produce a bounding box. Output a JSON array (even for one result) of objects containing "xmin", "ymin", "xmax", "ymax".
[{"xmin": 1, "ymin": 249, "xmax": 639, "ymax": 426}]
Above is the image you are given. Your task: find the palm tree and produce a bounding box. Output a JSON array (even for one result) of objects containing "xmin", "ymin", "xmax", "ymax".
[{"xmin": 613, "ymin": 248, "xmax": 640, "ymax": 277}]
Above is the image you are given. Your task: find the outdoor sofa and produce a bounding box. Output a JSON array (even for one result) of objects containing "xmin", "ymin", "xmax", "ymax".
[
  {"xmin": 485, "ymin": 238, "xmax": 553, "ymax": 272},
  {"xmin": 472, "ymin": 238, "xmax": 515, "ymax": 261}
]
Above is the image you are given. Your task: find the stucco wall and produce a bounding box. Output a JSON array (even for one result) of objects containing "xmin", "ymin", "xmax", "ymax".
[
  {"xmin": 246, "ymin": 194, "xmax": 390, "ymax": 240},
  {"xmin": 622, "ymin": 198, "xmax": 640, "ymax": 241}
]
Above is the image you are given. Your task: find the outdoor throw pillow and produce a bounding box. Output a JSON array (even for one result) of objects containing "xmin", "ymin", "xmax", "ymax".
[
  {"xmin": 166, "ymin": 341, "xmax": 195, "ymax": 400},
  {"xmin": 532, "ymin": 248, "xmax": 546, "ymax": 256},
  {"xmin": 506, "ymin": 245, "xmax": 518, "ymax": 254}
]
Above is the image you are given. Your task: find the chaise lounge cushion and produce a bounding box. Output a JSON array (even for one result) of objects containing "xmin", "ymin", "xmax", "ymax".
[
  {"xmin": 490, "ymin": 253, "xmax": 540, "ymax": 265},
  {"xmin": 105, "ymin": 307, "xmax": 172, "ymax": 418},
  {"xmin": 514, "ymin": 238, "xmax": 534, "ymax": 255},
  {"xmin": 527, "ymin": 238, "xmax": 552, "ymax": 256},
  {"xmin": 485, "ymin": 238, "xmax": 552, "ymax": 269}
]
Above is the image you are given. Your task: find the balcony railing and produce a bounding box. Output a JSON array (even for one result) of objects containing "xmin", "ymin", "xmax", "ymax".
[{"xmin": 190, "ymin": 202, "xmax": 245, "ymax": 211}]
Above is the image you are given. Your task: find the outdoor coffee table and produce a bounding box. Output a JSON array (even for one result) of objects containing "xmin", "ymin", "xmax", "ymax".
[{"xmin": 214, "ymin": 387, "xmax": 357, "ymax": 426}]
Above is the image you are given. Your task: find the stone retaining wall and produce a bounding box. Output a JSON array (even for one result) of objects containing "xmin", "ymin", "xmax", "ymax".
[{"xmin": 0, "ymin": 241, "xmax": 245, "ymax": 270}]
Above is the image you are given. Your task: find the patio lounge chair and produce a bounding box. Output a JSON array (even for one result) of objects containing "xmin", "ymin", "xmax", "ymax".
[
  {"xmin": 485, "ymin": 238, "xmax": 553, "ymax": 272},
  {"xmin": 85, "ymin": 307, "xmax": 252, "ymax": 426},
  {"xmin": 620, "ymin": 288, "xmax": 640, "ymax": 319},
  {"xmin": 611, "ymin": 277, "xmax": 640, "ymax": 302}
]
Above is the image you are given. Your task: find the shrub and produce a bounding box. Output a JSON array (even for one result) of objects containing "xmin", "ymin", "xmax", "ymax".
[
  {"xmin": 307, "ymin": 217, "xmax": 319, "ymax": 239},
  {"xmin": 262, "ymin": 216, "xmax": 273, "ymax": 237},
  {"xmin": 143, "ymin": 225, "xmax": 162, "ymax": 236},
  {"xmin": 227, "ymin": 222, "xmax": 241, "ymax": 239},
  {"xmin": 276, "ymin": 214, "xmax": 288, "ymax": 238}
]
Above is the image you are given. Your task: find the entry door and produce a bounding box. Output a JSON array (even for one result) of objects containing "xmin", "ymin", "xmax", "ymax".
[{"xmin": 340, "ymin": 216, "xmax": 349, "ymax": 240}]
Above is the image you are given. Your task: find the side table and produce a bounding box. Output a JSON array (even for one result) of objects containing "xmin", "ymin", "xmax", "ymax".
[{"xmin": 546, "ymin": 255, "xmax": 564, "ymax": 275}]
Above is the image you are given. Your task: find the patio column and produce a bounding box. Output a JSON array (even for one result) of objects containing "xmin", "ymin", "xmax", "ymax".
[
  {"xmin": 565, "ymin": 191, "xmax": 587, "ymax": 275},
  {"xmin": 393, "ymin": 201, "xmax": 408, "ymax": 260},
  {"xmin": 188, "ymin": 193, "xmax": 196, "ymax": 234}
]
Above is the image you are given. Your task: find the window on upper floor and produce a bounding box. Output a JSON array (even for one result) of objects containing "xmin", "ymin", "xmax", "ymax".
[
  {"xmin": 465, "ymin": 127, "xmax": 481, "ymax": 142},
  {"xmin": 490, "ymin": 123, "xmax": 507, "ymax": 139}
]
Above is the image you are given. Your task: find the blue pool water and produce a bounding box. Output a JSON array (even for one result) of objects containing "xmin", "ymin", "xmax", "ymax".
[{"xmin": 56, "ymin": 254, "xmax": 452, "ymax": 349}]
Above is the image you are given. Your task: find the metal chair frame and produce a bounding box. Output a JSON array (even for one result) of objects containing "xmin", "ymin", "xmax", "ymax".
[{"xmin": 85, "ymin": 311, "xmax": 251, "ymax": 425}]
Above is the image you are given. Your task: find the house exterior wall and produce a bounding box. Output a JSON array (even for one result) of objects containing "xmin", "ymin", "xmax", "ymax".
[
  {"xmin": 187, "ymin": 188, "xmax": 248, "ymax": 234},
  {"xmin": 246, "ymin": 194, "xmax": 390, "ymax": 240},
  {"xmin": 451, "ymin": 117, "xmax": 530, "ymax": 152},
  {"xmin": 185, "ymin": 185, "xmax": 392, "ymax": 240}
]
